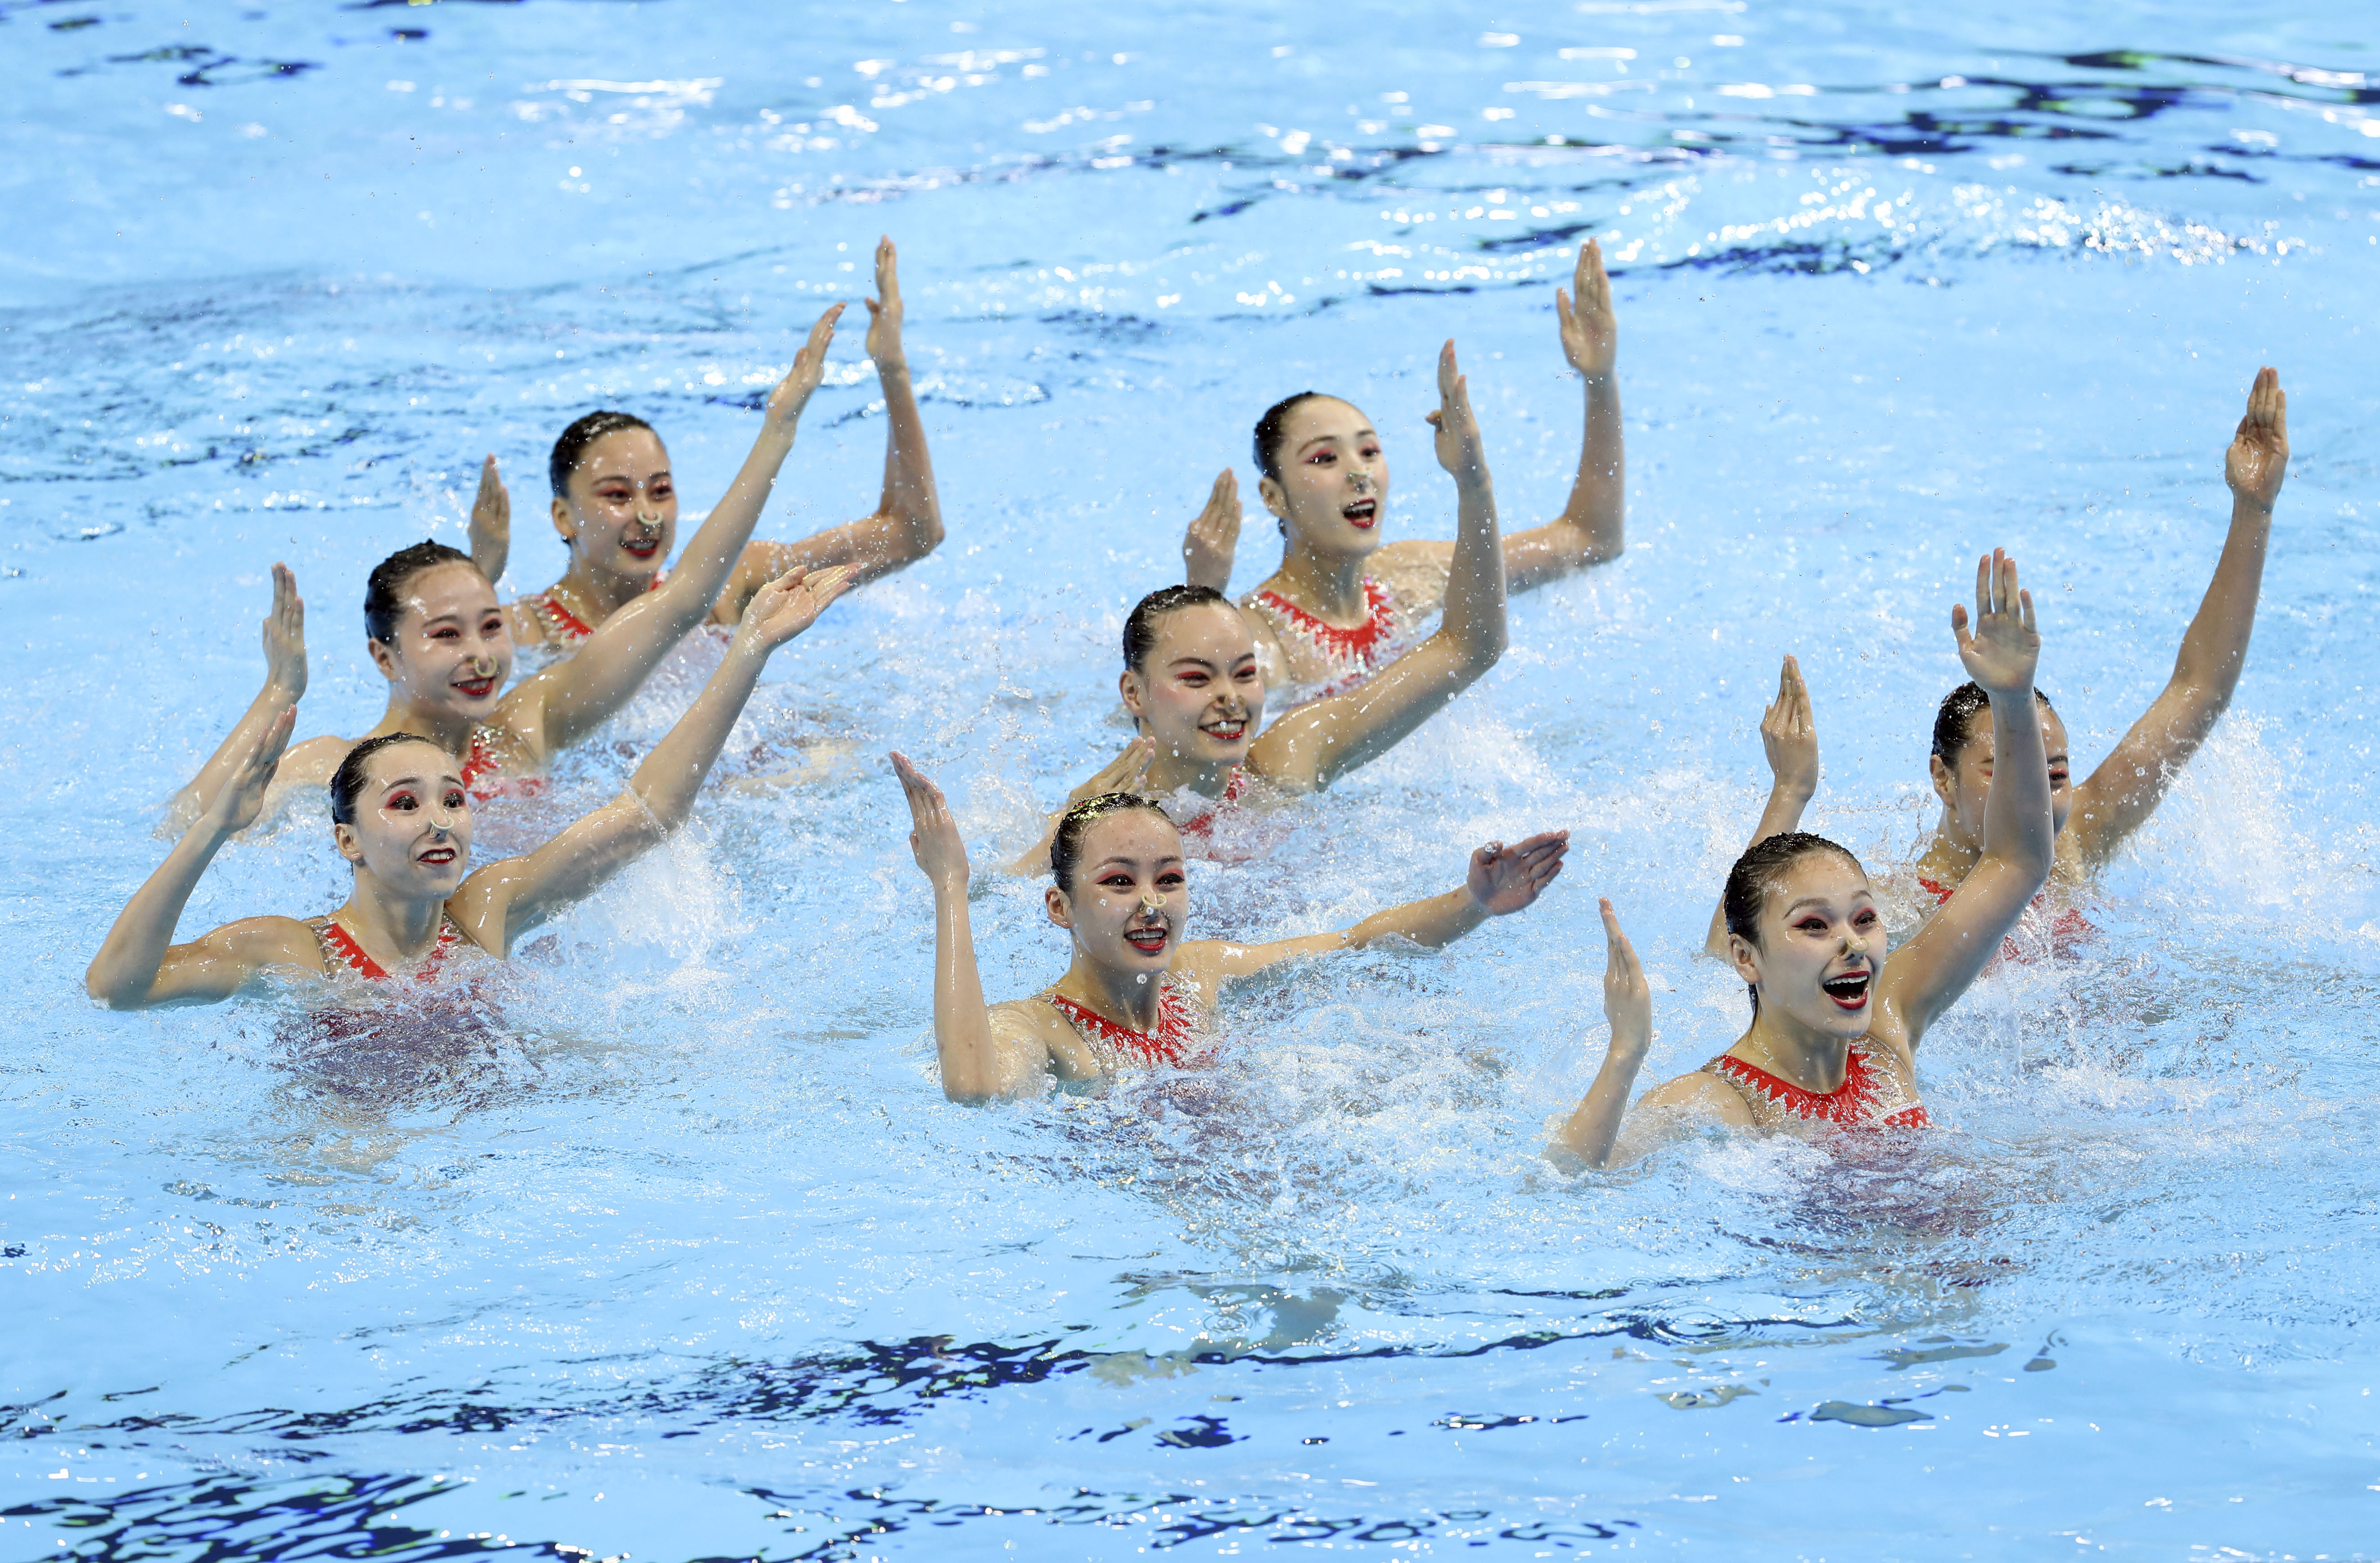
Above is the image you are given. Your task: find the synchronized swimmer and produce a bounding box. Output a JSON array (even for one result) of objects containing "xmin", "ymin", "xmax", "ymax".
[{"xmin": 86, "ymin": 231, "xmax": 2298, "ymax": 1167}]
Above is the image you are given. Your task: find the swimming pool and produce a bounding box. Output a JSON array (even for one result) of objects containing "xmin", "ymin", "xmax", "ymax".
[{"xmin": 6, "ymin": 0, "xmax": 2379, "ymax": 1554}]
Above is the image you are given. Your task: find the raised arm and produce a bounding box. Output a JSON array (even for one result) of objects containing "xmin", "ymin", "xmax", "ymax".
[
  {"xmin": 1504, "ymin": 239, "xmax": 1624, "ymax": 589},
  {"xmin": 1704, "ymin": 655, "xmax": 1820, "ymax": 954},
  {"xmin": 1182, "ymin": 469, "xmax": 1243, "ymax": 593},
  {"xmin": 1882, "ymin": 550, "xmax": 2055, "ymax": 1039},
  {"xmin": 717, "ymin": 238, "xmax": 948, "ymax": 619},
  {"xmin": 466, "ymin": 455, "xmax": 511, "ymax": 588},
  {"xmin": 90, "ymin": 707, "xmax": 316, "ymax": 1009},
  {"xmin": 165, "ymin": 563, "xmax": 309, "ymax": 834},
  {"xmin": 2067, "ymin": 367, "xmax": 2286, "ymax": 873},
  {"xmin": 1548, "ymin": 899, "xmax": 1658, "ymax": 1166},
  {"xmin": 1199, "ymin": 831, "xmax": 1565, "ymax": 982},
  {"xmin": 1247, "ymin": 341, "xmax": 1509, "ymax": 793},
  {"xmin": 1004, "ymin": 737, "xmax": 1155, "ymax": 879},
  {"xmin": 892, "ymin": 752, "xmax": 1052, "ymax": 1102},
  {"xmin": 453, "ymin": 567, "xmax": 852, "ymax": 951},
  {"xmin": 523, "ymin": 305, "xmax": 845, "ymax": 749}
]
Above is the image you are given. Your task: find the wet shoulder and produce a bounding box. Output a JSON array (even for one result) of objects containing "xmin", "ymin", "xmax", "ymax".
[
  {"xmin": 275, "ymin": 733, "xmax": 352, "ymax": 788},
  {"xmin": 1370, "ymin": 542, "xmax": 1454, "ymax": 614},
  {"xmin": 208, "ymin": 914, "xmax": 330, "ymax": 975},
  {"xmin": 1644, "ymin": 1065, "xmax": 1761, "ymax": 1125}
]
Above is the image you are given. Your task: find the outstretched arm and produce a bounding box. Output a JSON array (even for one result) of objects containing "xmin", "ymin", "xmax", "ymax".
[
  {"xmin": 1504, "ymin": 239, "xmax": 1624, "ymax": 589},
  {"xmin": 892, "ymin": 752, "xmax": 1051, "ymax": 1102},
  {"xmin": 467, "ymin": 455, "xmax": 511, "ymax": 588},
  {"xmin": 91, "ymin": 708, "xmax": 315, "ymax": 1008},
  {"xmin": 717, "ymin": 238, "xmax": 948, "ymax": 619},
  {"xmin": 1198, "ymin": 831, "xmax": 1565, "ymax": 982},
  {"xmin": 165, "ymin": 563, "xmax": 309, "ymax": 834},
  {"xmin": 1248, "ymin": 341, "xmax": 1509, "ymax": 793},
  {"xmin": 454, "ymin": 568, "xmax": 852, "ymax": 950},
  {"xmin": 1704, "ymin": 655, "xmax": 1820, "ymax": 954},
  {"xmin": 1883, "ymin": 551, "xmax": 2055, "ymax": 1041},
  {"xmin": 1182, "ymin": 469, "xmax": 1243, "ymax": 592},
  {"xmin": 2067, "ymin": 367, "xmax": 2286, "ymax": 873},
  {"xmin": 524, "ymin": 305, "xmax": 846, "ymax": 750}
]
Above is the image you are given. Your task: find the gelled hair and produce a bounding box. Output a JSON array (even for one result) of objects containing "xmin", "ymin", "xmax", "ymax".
[
  {"xmin": 1720, "ymin": 831, "xmax": 1864, "ymax": 1011},
  {"xmin": 1251, "ymin": 390, "xmax": 1327, "ymax": 483},
  {"xmin": 364, "ymin": 540, "xmax": 476, "ymax": 645},
  {"xmin": 1050, "ymin": 792, "xmax": 1176, "ymax": 892},
  {"xmin": 1122, "ymin": 584, "xmax": 1231, "ymax": 674},
  {"xmin": 329, "ymin": 732, "xmax": 451, "ymax": 826},
  {"xmin": 549, "ymin": 409, "xmax": 656, "ymax": 501},
  {"xmin": 1930, "ymin": 681, "xmax": 2055, "ymax": 765}
]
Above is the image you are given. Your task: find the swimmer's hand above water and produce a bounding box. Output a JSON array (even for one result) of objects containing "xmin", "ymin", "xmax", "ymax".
[
  {"xmin": 1426, "ymin": 339, "xmax": 1490, "ymax": 489},
  {"xmin": 862, "ymin": 234, "xmax": 906, "ymax": 375},
  {"xmin": 467, "ymin": 454, "xmax": 511, "ymax": 587},
  {"xmin": 164, "ymin": 563, "xmax": 308, "ymax": 835},
  {"xmin": 893, "ymin": 750, "xmax": 969, "ymax": 894},
  {"xmin": 1467, "ymin": 830, "xmax": 1570, "ymax": 917},
  {"xmin": 1548, "ymin": 898, "xmax": 1656, "ymax": 1170},
  {"xmin": 1556, "ymin": 237, "xmax": 1618, "ymax": 383},
  {"xmin": 764, "ymin": 301, "xmax": 847, "ymax": 437},
  {"xmin": 1950, "ymin": 547, "xmax": 2040, "ymax": 698},
  {"xmin": 1703, "ymin": 654, "xmax": 1821, "ymax": 956},
  {"xmin": 1182, "ymin": 468, "xmax": 1242, "ymax": 593},
  {"xmin": 2225, "ymin": 366, "xmax": 2288, "ymax": 513}
]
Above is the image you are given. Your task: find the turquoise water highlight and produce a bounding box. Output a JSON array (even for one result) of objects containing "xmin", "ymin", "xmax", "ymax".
[{"xmin": 5, "ymin": 0, "xmax": 2380, "ymax": 1555}]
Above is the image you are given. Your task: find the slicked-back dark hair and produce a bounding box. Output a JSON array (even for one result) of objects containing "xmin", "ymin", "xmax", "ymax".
[
  {"xmin": 1252, "ymin": 390, "xmax": 1327, "ymax": 483},
  {"xmin": 329, "ymin": 732, "xmax": 453, "ymax": 827},
  {"xmin": 364, "ymin": 541, "xmax": 476, "ymax": 645},
  {"xmin": 1050, "ymin": 792, "xmax": 1176, "ymax": 892},
  {"xmin": 1931, "ymin": 681, "xmax": 2055, "ymax": 765},
  {"xmin": 1122, "ymin": 583, "xmax": 1232, "ymax": 675},
  {"xmin": 549, "ymin": 409, "xmax": 657, "ymax": 500},
  {"xmin": 1720, "ymin": 831, "xmax": 1865, "ymax": 1012}
]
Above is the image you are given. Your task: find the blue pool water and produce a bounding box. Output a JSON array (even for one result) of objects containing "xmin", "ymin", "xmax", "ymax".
[{"xmin": 6, "ymin": 0, "xmax": 2380, "ymax": 1555}]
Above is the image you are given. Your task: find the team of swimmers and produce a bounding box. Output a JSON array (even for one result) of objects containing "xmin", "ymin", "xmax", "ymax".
[{"xmin": 86, "ymin": 237, "xmax": 2294, "ymax": 1170}]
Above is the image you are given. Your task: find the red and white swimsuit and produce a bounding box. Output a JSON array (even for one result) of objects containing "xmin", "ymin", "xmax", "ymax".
[
  {"xmin": 524, "ymin": 572, "xmax": 666, "ymax": 647},
  {"xmin": 1248, "ymin": 578, "xmax": 1405, "ymax": 700},
  {"xmin": 1044, "ymin": 971, "xmax": 1208, "ymax": 1071},
  {"xmin": 1916, "ymin": 876, "xmax": 2095, "ymax": 962},
  {"xmin": 459, "ymin": 725, "xmax": 548, "ymax": 804},
  {"xmin": 310, "ymin": 912, "xmax": 468, "ymax": 983},
  {"xmin": 1703, "ymin": 1039, "xmax": 1929, "ymax": 1130},
  {"xmin": 1172, "ymin": 766, "xmax": 1251, "ymax": 842}
]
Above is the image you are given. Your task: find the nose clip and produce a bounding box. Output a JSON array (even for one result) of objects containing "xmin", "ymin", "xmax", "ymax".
[
  {"xmin": 1846, "ymin": 936, "xmax": 1871, "ymax": 956},
  {"xmin": 1139, "ymin": 890, "xmax": 1167, "ymax": 914}
]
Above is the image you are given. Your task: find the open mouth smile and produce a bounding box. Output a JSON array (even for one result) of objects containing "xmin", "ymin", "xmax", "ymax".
[
  {"xmin": 1821, "ymin": 970, "xmax": 1871, "ymax": 1012},
  {"xmin": 1342, "ymin": 498, "xmax": 1378, "ymax": 529},
  {"xmin": 1201, "ymin": 716, "xmax": 1248, "ymax": 741},
  {"xmin": 1123, "ymin": 925, "xmax": 1169, "ymax": 955},
  {"xmin": 622, "ymin": 536, "xmax": 662, "ymax": 560},
  {"xmin": 419, "ymin": 846, "xmax": 458, "ymax": 867},
  {"xmin": 453, "ymin": 675, "xmax": 497, "ymax": 700}
]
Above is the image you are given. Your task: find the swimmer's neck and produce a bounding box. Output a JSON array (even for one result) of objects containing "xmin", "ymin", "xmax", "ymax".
[
  {"xmin": 1054, "ymin": 951, "xmax": 1170, "ymax": 1032},
  {"xmin": 1265, "ymin": 537, "xmax": 1378, "ymax": 622},
  {"xmin": 549, "ymin": 550, "xmax": 661, "ymax": 619},
  {"xmin": 1142, "ymin": 733, "xmax": 1243, "ymax": 798},
  {"xmin": 1914, "ymin": 809, "xmax": 1984, "ymax": 887},
  {"xmin": 1732, "ymin": 1007, "xmax": 1854, "ymax": 1096},
  {"xmin": 334, "ymin": 876, "xmax": 453, "ymax": 962}
]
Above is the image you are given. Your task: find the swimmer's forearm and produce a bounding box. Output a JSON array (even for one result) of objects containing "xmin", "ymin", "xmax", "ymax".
[
  {"xmin": 876, "ymin": 361, "xmax": 946, "ymax": 560},
  {"xmin": 1350, "ymin": 885, "xmax": 1487, "ymax": 951},
  {"xmin": 86, "ymin": 813, "xmax": 232, "ymax": 1007},
  {"xmin": 1551, "ymin": 1042, "xmax": 1649, "ymax": 1169},
  {"xmin": 171, "ymin": 682, "xmax": 297, "ymax": 830},
  {"xmin": 1704, "ymin": 778, "xmax": 1816, "ymax": 954},
  {"xmin": 622, "ymin": 639, "xmax": 770, "ymax": 831},
  {"xmin": 2169, "ymin": 492, "xmax": 2273, "ymax": 701},
  {"xmin": 1438, "ymin": 471, "xmax": 1509, "ymax": 667},
  {"xmin": 1977, "ymin": 687, "xmax": 2054, "ymax": 879},
  {"xmin": 670, "ymin": 424, "xmax": 802, "ymax": 603},
  {"xmin": 1558, "ymin": 372, "xmax": 1625, "ymax": 564},
  {"xmin": 929, "ymin": 880, "xmax": 1004, "ymax": 1101}
]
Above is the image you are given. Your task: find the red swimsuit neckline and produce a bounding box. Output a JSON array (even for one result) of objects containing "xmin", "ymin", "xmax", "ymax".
[
  {"xmin": 1176, "ymin": 765, "xmax": 1251, "ymax": 838},
  {"xmin": 318, "ymin": 914, "xmax": 465, "ymax": 983},
  {"xmin": 460, "ymin": 725, "xmax": 549, "ymax": 804},
  {"xmin": 1047, "ymin": 978, "xmax": 1195, "ymax": 1068},
  {"xmin": 1708, "ymin": 1041, "xmax": 1929, "ymax": 1129},
  {"xmin": 1254, "ymin": 578, "xmax": 1397, "ymax": 665},
  {"xmin": 532, "ymin": 571, "xmax": 666, "ymax": 646}
]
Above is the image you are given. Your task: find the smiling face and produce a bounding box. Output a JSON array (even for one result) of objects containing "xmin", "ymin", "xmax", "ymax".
[
  {"xmin": 366, "ymin": 561, "xmax": 514, "ymax": 721},
  {"xmin": 332, "ymin": 739, "xmax": 473, "ymax": 898},
  {"xmin": 551, "ymin": 425, "xmax": 677, "ymax": 583},
  {"xmin": 1728, "ymin": 851, "xmax": 1884, "ymax": 1040},
  {"xmin": 1930, "ymin": 704, "xmax": 2073, "ymax": 849},
  {"xmin": 1257, "ymin": 396, "xmax": 1390, "ymax": 559},
  {"xmin": 1119, "ymin": 601, "xmax": 1265, "ymax": 768},
  {"xmin": 1045, "ymin": 810, "xmax": 1189, "ymax": 978}
]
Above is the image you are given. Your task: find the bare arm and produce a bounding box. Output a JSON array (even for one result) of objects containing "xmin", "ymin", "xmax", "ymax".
[
  {"xmin": 1004, "ymin": 737, "xmax": 1155, "ymax": 879},
  {"xmin": 1881, "ymin": 551, "xmax": 2055, "ymax": 1043},
  {"xmin": 1182, "ymin": 469, "xmax": 1243, "ymax": 592},
  {"xmin": 892, "ymin": 752, "xmax": 1053, "ymax": 1102},
  {"xmin": 1547, "ymin": 899, "xmax": 1658, "ymax": 1166},
  {"xmin": 467, "ymin": 455, "xmax": 510, "ymax": 588},
  {"xmin": 1505, "ymin": 239, "xmax": 1625, "ymax": 590},
  {"xmin": 1199, "ymin": 831, "xmax": 1565, "ymax": 982},
  {"xmin": 453, "ymin": 568, "xmax": 852, "ymax": 951},
  {"xmin": 90, "ymin": 708, "xmax": 316, "ymax": 1008},
  {"xmin": 1704, "ymin": 655, "xmax": 1819, "ymax": 954},
  {"xmin": 2068, "ymin": 367, "xmax": 2286, "ymax": 873},
  {"xmin": 1248, "ymin": 341, "xmax": 1508, "ymax": 793},
  {"xmin": 165, "ymin": 564, "xmax": 307, "ymax": 834},
  {"xmin": 717, "ymin": 239, "xmax": 946, "ymax": 620},
  {"xmin": 523, "ymin": 306, "xmax": 846, "ymax": 751}
]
